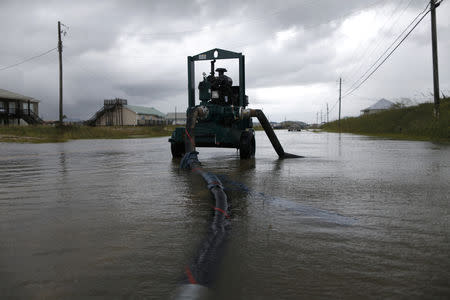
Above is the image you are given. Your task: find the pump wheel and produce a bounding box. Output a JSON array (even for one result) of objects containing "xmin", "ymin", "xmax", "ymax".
[
  {"xmin": 171, "ymin": 142, "xmax": 185, "ymax": 158},
  {"xmin": 240, "ymin": 130, "xmax": 255, "ymax": 159}
]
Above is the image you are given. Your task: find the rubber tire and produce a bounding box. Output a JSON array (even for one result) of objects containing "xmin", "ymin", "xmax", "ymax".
[
  {"xmin": 240, "ymin": 130, "xmax": 255, "ymax": 159},
  {"xmin": 171, "ymin": 142, "xmax": 185, "ymax": 158}
]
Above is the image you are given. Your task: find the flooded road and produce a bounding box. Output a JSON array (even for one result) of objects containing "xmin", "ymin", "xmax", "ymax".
[{"xmin": 1, "ymin": 130, "xmax": 449, "ymax": 299}]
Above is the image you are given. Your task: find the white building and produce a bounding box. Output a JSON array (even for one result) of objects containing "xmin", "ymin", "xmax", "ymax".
[
  {"xmin": 0, "ymin": 88, "xmax": 42, "ymax": 125},
  {"xmin": 88, "ymin": 99, "xmax": 167, "ymax": 126},
  {"xmin": 166, "ymin": 112, "xmax": 186, "ymax": 125},
  {"xmin": 361, "ymin": 99, "xmax": 394, "ymax": 115}
]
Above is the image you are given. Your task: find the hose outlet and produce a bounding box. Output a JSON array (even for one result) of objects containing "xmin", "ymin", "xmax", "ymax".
[
  {"xmin": 197, "ymin": 105, "xmax": 209, "ymax": 120},
  {"xmin": 239, "ymin": 107, "xmax": 251, "ymax": 119}
]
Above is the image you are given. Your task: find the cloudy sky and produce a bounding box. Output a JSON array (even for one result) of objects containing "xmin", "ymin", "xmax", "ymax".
[{"xmin": 0, "ymin": 0, "xmax": 449, "ymax": 123}]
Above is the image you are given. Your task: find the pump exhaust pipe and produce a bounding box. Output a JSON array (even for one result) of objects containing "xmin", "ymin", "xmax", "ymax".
[
  {"xmin": 186, "ymin": 106, "xmax": 300, "ymax": 158},
  {"xmin": 241, "ymin": 109, "xmax": 302, "ymax": 158}
]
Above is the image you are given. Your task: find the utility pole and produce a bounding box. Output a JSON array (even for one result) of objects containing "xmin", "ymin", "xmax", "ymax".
[
  {"xmin": 58, "ymin": 21, "xmax": 63, "ymax": 125},
  {"xmin": 316, "ymin": 112, "xmax": 318, "ymax": 125},
  {"xmin": 175, "ymin": 106, "xmax": 177, "ymax": 125},
  {"xmin": 338, "ymin": 77, "xmax": 342, "ymax": 130},
  {"xmin": 430, "ymin": 0, "xmax": 440, "ymax": 118},
  {"xmin": 320, "ymin": 110, "xmax": 323, "ymax": 124},
  {"xmin": 326, "ymin": 103, "xmax": 329, "ymax": 123}
]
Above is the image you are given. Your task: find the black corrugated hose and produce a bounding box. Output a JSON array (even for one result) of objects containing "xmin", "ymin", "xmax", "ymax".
[
  {"xmin": 172, "ymin": 106, "xmax": 301, "ymax": 299},
  {"xmin": 172, "ymin": 107, "xmax": 231, "ymax": 299}
]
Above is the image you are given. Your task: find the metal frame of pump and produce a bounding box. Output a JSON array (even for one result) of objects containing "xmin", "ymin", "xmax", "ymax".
[
  {"xmin": 169, "ymin": 48, "xmax": 255, "ymax": 158},
  {"xmin": 188, "ymin": 48, "xmax": 246, "ymax": 108}
]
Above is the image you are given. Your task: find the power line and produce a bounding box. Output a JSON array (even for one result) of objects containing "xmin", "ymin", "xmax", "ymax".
[
  {"xmin": 328, "ymin": 99, "xmax": 340, "ymax": 114},
  {"xmin": 343, "ymin": 0, "xmax": 411, "ymax": 83},
  {"xmin": 0, "ymin": 47, "xmax": 57, "ymax": 72},
  {"xmin": 344, "ymin": 2, "xmax": 430, "ymax": 94},
  {"xmin": 342, "ymin": 5, "xmax": 431, "ymax": 99}
]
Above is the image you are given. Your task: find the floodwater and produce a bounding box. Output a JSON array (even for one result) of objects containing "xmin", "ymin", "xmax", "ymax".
[{"xmin": 0, "ymin": 130, "xmax": 449, "ymax": 299}]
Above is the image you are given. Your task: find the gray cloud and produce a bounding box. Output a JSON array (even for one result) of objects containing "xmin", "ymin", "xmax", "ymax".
[
  {"xmin": 0, "ymin": 0, "xmax": 448, "ymax": 123},
  {"xmin": 119, "ymin": 81, "xmax": 185, "ymax": 99}
]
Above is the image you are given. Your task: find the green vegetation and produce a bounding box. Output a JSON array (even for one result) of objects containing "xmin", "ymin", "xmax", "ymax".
[
  {"xmin": 253, "ymin": 124, "xmax": 263, "ymax": 131},
  {"xmin": 321, "ymin": 98, "xmax": 450, "ymax": 142},
  {"xmin": 0, "ymin": 125, "xmax": 178, "ymax": 143}
]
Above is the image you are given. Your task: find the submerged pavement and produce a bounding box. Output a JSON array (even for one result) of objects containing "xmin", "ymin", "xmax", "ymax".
[{"xmin": 0, "ymin": 130, "xmax": 449, "ymax": 299}]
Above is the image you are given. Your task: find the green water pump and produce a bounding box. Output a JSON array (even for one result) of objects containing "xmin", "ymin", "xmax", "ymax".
[
  {"xmin": 169, "ymin": 48, "xmax": 300, "ymax": 160},
  {"xmin": 169, "ymin": 48, "xmax": 255, "ymax": 159}
]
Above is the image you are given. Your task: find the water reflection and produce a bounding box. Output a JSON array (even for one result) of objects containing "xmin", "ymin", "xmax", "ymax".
[
  {"xmin": 0, "ymin": 133, "xmax": 449, "ymax": 299},
  {"xmin": 58, "ymin": 150, "xmax": 67, "ymax": 176}
]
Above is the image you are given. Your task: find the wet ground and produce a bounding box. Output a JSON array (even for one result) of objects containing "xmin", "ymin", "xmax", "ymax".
[{"xmin": 0, "ymin": 130, "xmax": 449, "ymax": 299}]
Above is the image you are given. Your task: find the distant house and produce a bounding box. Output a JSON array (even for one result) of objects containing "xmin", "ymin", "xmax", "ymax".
[
  {"xmin": 87, "ymin": 99, "xmax": 167, "ymax": 126},
  {"xmin": 361, "ymin": 99, "xmax": 394, "ymax": 115},
  {"xmin": 0, "ymin": 88, "xmax": 42, "ymax": 125},
  {"xmin": 166, "ymin": 112, "xmax": 186, "ymax": 125}
]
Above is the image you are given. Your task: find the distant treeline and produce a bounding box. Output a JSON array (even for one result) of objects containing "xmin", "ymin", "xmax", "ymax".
[{"xmin": 321, "ymin": 98, "xmax": 449, "ymax": 142}]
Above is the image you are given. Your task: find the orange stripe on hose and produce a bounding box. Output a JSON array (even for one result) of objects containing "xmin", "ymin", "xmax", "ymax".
[
  {"xmin": 213, "ymin": 206, "xmax": 230, "ymax": 218},
  {"xmin": 185, "ymin": 129, "xmax": 194, "ymax": 145},
  {"xmin": 185, "ymin": 266, "xmax": 197, "ymax": 284}
]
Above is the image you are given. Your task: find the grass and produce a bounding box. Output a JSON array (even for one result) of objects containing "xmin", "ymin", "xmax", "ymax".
[
  {"xmin": 321, "ymin": 98, "xmax": 450, "ymax": 142},
  {"xmin": 0, "ymin": 125, "xmax": 178, "ymax": 143},
  {"xmin": 3, "ymin": 99, "xmax": 449, "ymax": 143},
  {"xmin": 253, "ymin": 124, "xmax": 264, "ymax": 131}
]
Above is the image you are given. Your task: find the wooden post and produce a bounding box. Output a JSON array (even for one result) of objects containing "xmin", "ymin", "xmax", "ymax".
[
  {"xmin": 326, "ymin": 102, "xmax": 329, "ymax": 123},
  {"xmin": 338, "ymin": 77, "xmax": 342, "ymax": 130},
  {"xmin": 430, "ymin": 0, "xmax": 440, "ymax": 118},
  {"xmin": 5, "ymin": 101, "xmax": 9, "ymax": 125},
  {"xmin": 16, "ymin": 101, "xmax": 19, "ymax": 125},
  {"xmin": 58, "ymin": 21, "xmax": 63, "ymax": 125}
]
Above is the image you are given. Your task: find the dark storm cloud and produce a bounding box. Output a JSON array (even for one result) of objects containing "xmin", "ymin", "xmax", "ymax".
[
  {"xmin": 119, "ymin": 81, "xmax": 185, "ymax": 99},
  {"xmin": 0, "ymin": 0, "xmax": 448, "ymax": 122}
]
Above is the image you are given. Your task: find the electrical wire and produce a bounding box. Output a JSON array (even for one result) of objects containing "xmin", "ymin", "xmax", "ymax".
[
  {"xmin": 0, "ymin": 47, "xmax": 57, "ymax": 72},
  {"xmin": 342, "ymin": 8, "xmax": 431, "ymax": 99},
  {"xmin": 343, "ymin": 0, "xmax": 411, "ymax": 83},
  {"xmin": 344, "ymin": 2, "xmax": 430, "ymax": 94},
  {"xmin": 329, "ymin": 99, "xmax": 340, "ymax": 114}
]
